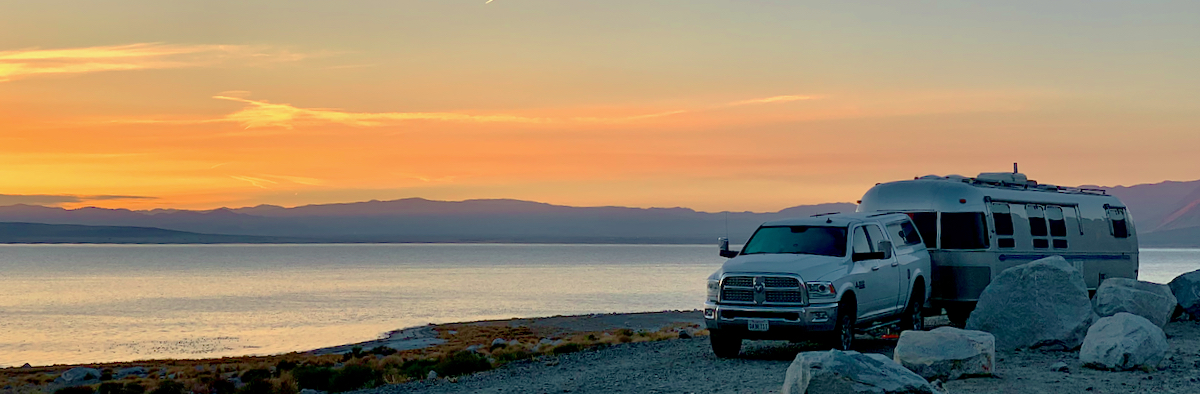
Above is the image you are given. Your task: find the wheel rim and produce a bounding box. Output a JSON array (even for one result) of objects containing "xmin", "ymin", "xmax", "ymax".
[
  {"xmin": 840, "ymin": 315, "xmax": 853, "ymax": 349},
  {"xmin": 908, "ymin": 300, "xmax": 923, "ymax": 331}
]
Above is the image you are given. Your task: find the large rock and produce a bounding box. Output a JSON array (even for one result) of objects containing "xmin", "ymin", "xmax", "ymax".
[
  {"xmin": 893, "ymin": 327, "xmax": 995, "ymax": 381},
  {"xmin": 966, "ymin": 256, "xmax": 1097, "ymax": 350},
  {"xmin": 1080, "ymin": 313, "xmax": 1168, "ymax": 371},
  {"xmin": 1093, "ymin": 278, "xmax": 1177, "ymax": 327},
  {"xmin": 54, "ymin": 367, "xmax": 101, "ymax": 385},
  {"xmin": 783, "ymin": 350, "xmax": 937, "ymax": 394},
  {"xmin": 1169, "ymin": 269, "xmax": 1200, "ymax": 319}
]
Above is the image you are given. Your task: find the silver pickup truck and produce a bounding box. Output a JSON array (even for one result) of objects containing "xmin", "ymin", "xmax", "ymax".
[{"xmin": 703, "ymin": 212, "xmax": 932, "ymax": 357}]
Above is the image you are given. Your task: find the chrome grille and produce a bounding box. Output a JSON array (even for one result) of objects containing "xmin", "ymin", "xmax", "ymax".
[
  {"xmin": 723, "ymin": 277, "xmax": 754, "ymax": 287},
  {"xmin": 721, "ymin": 289, "xmax": 754, "ymax": 302},
  {"xmin": 764, "ymin": 277, "xmax": 799, "ymax": 288},
  {"xmin": 719, "ymin": 274, "xmax": 806, "ymax": 305},
  {"xmin": 765, "ymin": 291, "xmax": 804, "ymax": 303}
]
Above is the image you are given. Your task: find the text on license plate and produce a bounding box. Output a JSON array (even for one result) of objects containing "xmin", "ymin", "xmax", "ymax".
[{"xmin": 747, "ymin": 319, "xmax": 769, "ymax": 331}]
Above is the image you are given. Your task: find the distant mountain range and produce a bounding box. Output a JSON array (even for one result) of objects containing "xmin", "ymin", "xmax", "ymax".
[{"xmin": 0, "ymin": 177, "xmax": 1198, "ymax": 246}]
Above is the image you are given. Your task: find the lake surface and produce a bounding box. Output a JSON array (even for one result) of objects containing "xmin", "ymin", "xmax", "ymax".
[{"xmin": 0, "ymin": 245, "xmax": 1196, "ymax": 366}]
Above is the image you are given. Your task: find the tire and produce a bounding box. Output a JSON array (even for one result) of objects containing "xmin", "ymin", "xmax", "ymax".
[
  {"xmin": 709, "ymin": 329, "xmax": 742, "ymax": 358},
  {"xmin": 947, "ymin": 307, "xmax": 971, "ymax": 328},
  {"xmin": 900, "ymin": 291, "xmax": 925, "ymax": 332},
  {"xmin": 827, "ymin": 304, "xmax": 856, "ymax": 350}
]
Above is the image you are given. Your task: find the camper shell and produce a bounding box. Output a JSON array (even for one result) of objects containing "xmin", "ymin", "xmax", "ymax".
[{"xmin": 856, "ymin": 172, "xmax": 1138, "ymax": 325}]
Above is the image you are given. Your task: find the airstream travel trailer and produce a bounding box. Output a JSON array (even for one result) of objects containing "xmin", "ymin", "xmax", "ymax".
[{"xmin": 856, "ymin": 171, "xmax": 1139, "ymax": 326}]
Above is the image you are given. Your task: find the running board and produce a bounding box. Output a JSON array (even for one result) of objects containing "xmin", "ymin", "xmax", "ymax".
[{"xmin": 856, "ymin": 319, "xmax": 901, "ymax": 334}]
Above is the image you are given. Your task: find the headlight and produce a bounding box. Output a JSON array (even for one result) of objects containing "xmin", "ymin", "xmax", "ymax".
[
  {"xmin": 707, "ymin": 279, "xmax": 720, "ymax": 302},
  {"xmin": 806, "ymin": 281, "xmax": 836, "ymax": 298}
]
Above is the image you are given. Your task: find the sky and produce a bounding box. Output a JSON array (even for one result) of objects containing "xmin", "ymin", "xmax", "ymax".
[{"xmin": 2, "ymin": 1, "xmax": 1198, "ymax": 212}]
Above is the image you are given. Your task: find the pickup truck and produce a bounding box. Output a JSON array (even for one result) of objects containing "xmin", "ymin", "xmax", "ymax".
[{"xmin": 703, "ymin": 212, "xmax": 932, "ymax": 357}]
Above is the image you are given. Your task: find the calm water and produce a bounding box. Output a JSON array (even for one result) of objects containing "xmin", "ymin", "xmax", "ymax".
[{"xmin": 0, "ymin": 245, "xmax": 1195, "ymax": 366}]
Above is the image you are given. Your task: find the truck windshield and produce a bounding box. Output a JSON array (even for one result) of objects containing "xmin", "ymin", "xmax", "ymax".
[{"xmin": 741, "ymin": 226, "xmax": 848, "ymax": 257}]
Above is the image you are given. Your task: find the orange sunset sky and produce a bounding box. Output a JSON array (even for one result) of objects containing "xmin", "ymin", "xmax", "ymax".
[{"xmin": 2, "ymin": 1, "xmax": 1198, "ymax": 212}]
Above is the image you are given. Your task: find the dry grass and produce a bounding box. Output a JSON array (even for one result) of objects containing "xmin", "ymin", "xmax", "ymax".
[{"xmin": 0, "ymin": 322, "xmax": 705, "ymax": 394}]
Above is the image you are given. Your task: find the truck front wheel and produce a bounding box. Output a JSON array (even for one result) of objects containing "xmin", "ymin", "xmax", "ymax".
[
  {"xmin": 827, "ymin": 303, "xmax": 856, "ymax": 350},
  {"xmin": 709, "ymin": 329, "xmax": 742, "ymax": 358}
]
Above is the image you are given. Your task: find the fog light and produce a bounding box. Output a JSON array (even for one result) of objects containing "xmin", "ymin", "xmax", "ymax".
[
  {"xmin": 704, "ymin": 308, "xmax": 716, "ymax": 319},
  {"xmin": 811, "ymin": 311, "xmax": 830, "ymax": 322}
]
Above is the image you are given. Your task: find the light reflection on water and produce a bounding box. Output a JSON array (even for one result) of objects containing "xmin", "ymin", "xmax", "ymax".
[{"xmin": 0, "ymin": 244, "xmax": 1194, "ymax": 366}]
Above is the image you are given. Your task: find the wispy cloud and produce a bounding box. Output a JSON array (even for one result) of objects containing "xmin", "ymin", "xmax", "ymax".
[
  {"xmin": 0, "ymin": 43, "xmax": 307, "ymax": 82},
  {"xmin": 0, "ymin": 194, "xmax": 156, "ymax": 207},
  {"xmin": 229, "ymin": 174, "xmax": 324, "ymax": 189},
  {"xmin": 229, "ymin": 176, "xmax": 278, "ymax": 189},
  {"xmin": 109, "ymin": 93, "xmax": 820, "ymax": 129},
  {"xmin": 726, "ymin": 95, "xmax": 818, "ymax": 106}
]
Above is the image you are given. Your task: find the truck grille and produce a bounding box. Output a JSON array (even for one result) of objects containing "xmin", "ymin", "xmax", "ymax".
[
  {"xmin": 765, "ymin": 291, "xmax": 804, "ymax": 303},
  {"xmin": 721, "ymin": 289, "xmax": 755, "ymax": 302},
  {"xmin": 719, "ymin": 275, "xmax": 806, "ymax": 305}
]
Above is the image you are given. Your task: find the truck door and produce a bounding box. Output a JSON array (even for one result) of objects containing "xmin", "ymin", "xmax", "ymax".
[
  {"xmin": 865, "ymin": 224, "xmax": 902, "ymax": 315},
  {"xmin": 853, "ymin": 225, "xmax": 900, "ymax": 319}
]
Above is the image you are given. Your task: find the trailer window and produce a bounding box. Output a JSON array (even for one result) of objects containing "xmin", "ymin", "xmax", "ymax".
[
  {"xmin": 1026, "ymin": 205, "xmax": 1048, "ymax": 237},
  {"xmin": 941, "ymin": 212, "xmax": 989, "ymax": 250},
  {"xmin": 1047, "ymin": 206, "xmax": 1067, "ymax": 237},
  {"xmin": 990, "ymin": 203, "xmax": 1014, "ymax": 236},
  {"xmin": 908, "ymin": 212, "xmax": 937, "ymax": 249},
  {"xmin": 1107, "ymin": 207, "xmax": 1130, "ymax": 238}
]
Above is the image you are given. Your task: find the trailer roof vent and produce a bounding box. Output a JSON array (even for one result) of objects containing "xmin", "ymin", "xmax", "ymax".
[{"xmin": 976, "ymin": 172, "xmax": 1028, "ymax": 185}]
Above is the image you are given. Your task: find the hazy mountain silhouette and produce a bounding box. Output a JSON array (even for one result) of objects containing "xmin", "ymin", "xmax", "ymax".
[
  {"xmin": 1, "ymin": 177, "xmax": 1198, "ymax": 246},
  {"xmin": 0, "ymin": 200, "xmax": 857, "ymax": 244},
  {"xmin": 0, "ymin": 222, "xmax": 306, "ymax": 244}
]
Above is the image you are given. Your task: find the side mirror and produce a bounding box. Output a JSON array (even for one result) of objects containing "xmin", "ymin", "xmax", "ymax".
[
  {"xmin": 718, "ymin": 237, "xmax": 738, "ymax": 258},
  {"xmin": 878, "ymin": 240, "xmax": 893, "ymax": 259}
]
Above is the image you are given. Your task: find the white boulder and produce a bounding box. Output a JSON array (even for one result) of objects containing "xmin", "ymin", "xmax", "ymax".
[
  {"xmin": 782, "ymin": 350, "xmax": 937, "ymax": 394},
  {"xmin": 1080, "ymin": 313, "xmax": 1168, "ymax": 371},
  {"xmin": 1092, "ymin": 278, "xmax": 1177, "ymax": 327},
  {"xmin": 893, "ymin": 327, "xmax": 995, "ymax": 381},
  {"xmin": 966, "ymin": 256, "xmax": 1097, "ymax": 350},
  {"xmin": 54, "ymin": 367, "xmax": 102, "ymax": 385},
  {"xmin": 1169, "ymin": 269, "xmax": 1200, "ymax": 320}
]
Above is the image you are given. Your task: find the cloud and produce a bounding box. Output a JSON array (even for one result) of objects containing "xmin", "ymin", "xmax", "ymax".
[
  {"xmin": 109, "ymin": 93, "xmax": 819, "ymax": 129},
  {"xmin": 726, "ymin": 95, "xmax": 818, "ymax": 106},
  {"xmin": 0, "ymin": 43, "xmax": 307, "ymax": 82},
  {"xmin": 230, "ymin": 174, "xmax": 324, "ymax": 189},
  {"xmin": 0, "ymin": 194, "xmax": 156, "ymax": 207}
]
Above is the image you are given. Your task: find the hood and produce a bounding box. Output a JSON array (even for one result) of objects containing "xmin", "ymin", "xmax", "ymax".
[{"xmin": 713, "ymin": 253, "xmax": 848, "ymax": 281}]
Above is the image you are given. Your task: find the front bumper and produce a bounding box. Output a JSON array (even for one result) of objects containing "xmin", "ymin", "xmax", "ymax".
[{"xmin": 703, "ymin": 302, "xmax": 838, "ymax": 340}]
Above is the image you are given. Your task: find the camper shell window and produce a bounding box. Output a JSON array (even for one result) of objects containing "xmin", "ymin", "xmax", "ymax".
[{"xmin": 941, "ymin": 212, "xmax": 989, "ymax": 250}]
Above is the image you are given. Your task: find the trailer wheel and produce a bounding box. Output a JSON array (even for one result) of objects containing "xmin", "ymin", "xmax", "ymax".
[{"xmin": 947, "ymin": 306, "xmax": 972, "ymax": 328}]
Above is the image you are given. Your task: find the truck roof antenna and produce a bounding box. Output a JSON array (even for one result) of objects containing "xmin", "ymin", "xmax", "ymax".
[{"xmin": 1013, "ymin": 162, "xmax": 1019, "ymax": 174}]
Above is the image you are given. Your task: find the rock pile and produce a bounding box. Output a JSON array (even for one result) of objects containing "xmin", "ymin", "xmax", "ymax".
[
  {"xmin": 1079, "ymin": 312, "xmax": 1167, "ymax": 371},
  {"xmin": 782, "ymin": 350, "xmax": 937, "ymax": 394},
  {"xmin": 966, "ymin": 256, "xmax": 1097, "ymax": 350},
  {"xmin": 1093, "ymin": 278, "xmax": 1177, "ymax": 327},
  {"xmin": 53, "ymin": 367, "xmax": 101, "ymax": 386},
  {"xmin": 893, "ymin": 326, "xmax": 995, "ymax": 381}
]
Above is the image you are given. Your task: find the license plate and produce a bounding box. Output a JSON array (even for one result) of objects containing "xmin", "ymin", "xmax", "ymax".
[{"xmin": 748, "ymin": 319, "xmax": 769, "ymax": 331}]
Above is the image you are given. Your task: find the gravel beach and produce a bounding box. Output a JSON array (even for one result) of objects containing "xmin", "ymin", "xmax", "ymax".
[{"xmin": 378, "ymin": 318, "xmax": 1200, "ymax": 394}]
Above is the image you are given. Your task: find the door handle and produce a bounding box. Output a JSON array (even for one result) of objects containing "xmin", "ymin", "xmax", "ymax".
[
  {"xmin": 871, "ymin": 266, "xmax": 880, "ymax": 271},
  {"xmin": 891, "ymin": 262, "xmax": 899, "ymax": 267}
]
